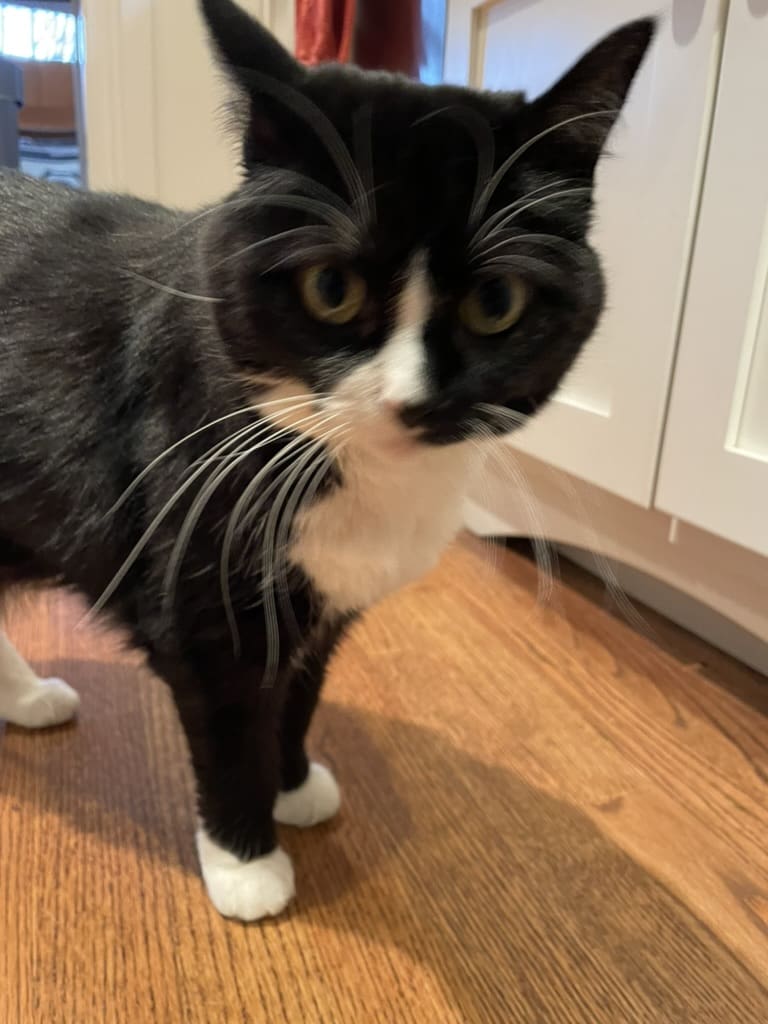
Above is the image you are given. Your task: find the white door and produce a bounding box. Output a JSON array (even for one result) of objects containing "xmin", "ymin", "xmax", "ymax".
[
  {"xmin": 81, "ymin": 0, "xmax": 295, "ymax": 205},
  {"xmin": 656, "ymin": 2, "xmax": 768, "ymax": 559},
  {"xmin": 445, "ymin": 0, "xmax": 725, "ymax": 506}
]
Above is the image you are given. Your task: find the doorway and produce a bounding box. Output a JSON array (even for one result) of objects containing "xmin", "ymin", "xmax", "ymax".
[{"xmin": 0, "ymin": 0, "xmax": 83, "ymax": 186}]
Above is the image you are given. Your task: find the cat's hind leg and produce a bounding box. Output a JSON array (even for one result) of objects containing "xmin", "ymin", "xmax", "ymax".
[{"xmin": 0, "ymin": 629, "xmax": 80, "ymax": 728}]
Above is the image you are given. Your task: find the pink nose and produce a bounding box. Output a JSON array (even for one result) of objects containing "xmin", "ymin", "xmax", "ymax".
[{"xmin": 381, "ymin": 398, "xmax": 405, "ymax": 415}]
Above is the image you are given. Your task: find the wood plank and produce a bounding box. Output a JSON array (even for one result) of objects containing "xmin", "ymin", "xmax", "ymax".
[{"xmin": 1, "ymin": 541, "xmax": 767, "ymax": 1022}]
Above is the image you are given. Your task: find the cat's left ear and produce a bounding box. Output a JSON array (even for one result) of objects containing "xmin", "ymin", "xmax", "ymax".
[
  {"xmin": 522, "ymin": 18, "xmax": 656, "ymax": 173},
  {"xmin": 200, "ymin": 0, "xmax": 307, "ymax": 165}
]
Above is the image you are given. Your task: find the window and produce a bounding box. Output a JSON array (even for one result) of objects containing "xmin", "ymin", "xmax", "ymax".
[{"xmin": 0, "ymin": 4, "xmax": 77, "ymax": 63}]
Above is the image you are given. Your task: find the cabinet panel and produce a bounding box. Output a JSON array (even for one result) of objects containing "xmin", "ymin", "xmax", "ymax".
[
  {"xmin": 656, "ymin": 2, "xmax": 768, "ymax": 557},
  {"xmin": 445, "ymin": 0, "xmax": 725, "ymax": 505}
]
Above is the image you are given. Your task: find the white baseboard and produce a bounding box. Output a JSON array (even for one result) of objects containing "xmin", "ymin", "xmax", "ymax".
[{"xmin": 465, "ymin": 452, "xmax": 768, "ymax": 677}]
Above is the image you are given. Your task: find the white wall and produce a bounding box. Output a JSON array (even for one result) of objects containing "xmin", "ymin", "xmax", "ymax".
[{"xmin": 81, "ymin": 0, "xmax": 295, "ymax": 206}]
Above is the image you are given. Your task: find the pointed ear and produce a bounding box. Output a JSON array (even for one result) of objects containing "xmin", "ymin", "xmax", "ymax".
[
  {"xmin": 524, "ymin": 18, "xmax": 656, "ymax": 172},
  {"xmin": 200, "ymin": 0, "xmax": 307, "ymax": 166},
  {"xmin": 200, "ymin": 0, "xmax": 301, "ymax": 86}
]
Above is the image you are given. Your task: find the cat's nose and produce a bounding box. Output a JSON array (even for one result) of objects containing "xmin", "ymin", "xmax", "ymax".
[{"xmin": 397, "ymin": 402, "xmax": 428, "ymax": 429}]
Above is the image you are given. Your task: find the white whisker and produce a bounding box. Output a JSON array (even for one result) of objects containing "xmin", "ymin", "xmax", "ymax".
[
  {"xmin": 243, "ymin": 71, "xmax": 370, "ymax": 224},
  {"xmin": 258, "ymin": 422, "xmax": 350, "ymax": 687},
  {"xmin": 120, "ymin": 268, "xmax": 222, "ymax": 304},
  {"xmin": 470, "ymin": 179, "xmax": 581, "ymax": 249},
  {"xmin": 160, "ymin": 407, "xmax": 340, "ymax": 619},
  {"xmin": 474, "ymin": 187, "xmax": 592, "ymax": 253},
  {"xmin": 217, "ymin": 411, "xmax": 349, "ymax": 655},
  {"xmin": 210, "ymin": 225, "xmax": 336, "ymax": 270},
  {"xmin": 85, "ymin": 417, "xmax": 273, "ymax": 621},
  {"xmin": 470, "ymin": 109, "xmax": 618, "ymax": 226},
  {"xmin": 474, "ymin": 422, "xmax": 558, "ymax": 607},
  {"xmin": 105, "ymin": 393, "xmax": 332, "ymax": 519}
]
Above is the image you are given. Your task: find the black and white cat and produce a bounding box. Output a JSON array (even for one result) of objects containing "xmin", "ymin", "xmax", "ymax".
[{"xmin": 0, "ymin": 0, "xmax": 653, "ymax": 920}]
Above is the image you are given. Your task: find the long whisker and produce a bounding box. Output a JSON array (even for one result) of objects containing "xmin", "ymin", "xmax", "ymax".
[
  {"xmin": 475, "ymin": 402, "xmax": 530, "ymax": 432},
  {"xmin": 263, "ymin": 243, "xmax": 354, "ymax": 275},
  {"xmin": 160, "ymin": 407, "xmax": 339, "ymax": 619},
  {"xmin": 242, "ymin": 193, "xmax": 356, "ymax": 235},
  {"xmin": 209, "ymin": 225, "xmax": 336, "ymax": 270},
  {"xmin": 472, "ymin": 254, "xmax": 568, "ymax": 287},
  {"xmin": 238, "ymin": 70, "xmax": 369, "ymax": 222},
  {"xmin": 270, "ymin": 427, "xmax": 350, "ymax": 648},
  {"xmin": 474, "ymin": 187, "xmax": 593, "ymax": 251},
  {"xmin": 465, "ymin": 428, "xmax": 502, "ymax": 577},
  {"xmin": 545, "ymin": 468, "xmax": 654, "ymax": 639},
  {"xmin": 473, "ymin": 420, "xmax": 558, "ymax": 606},
  {"xmin": 470, "ymin": 109, "xmax": 619, "ymax": 226},
  {"xmin": 119, "ymin": 268, "xmax": 222, "ymax": 304},
  {"xmin": 258, "ymin": 422, "xmax": 350, "ymax": 686},
  {"xmin": 105, "ymin": 393, "xmax": 333, "ymax": 519},
  {"xmin": 470, "ymin": 231, "xmax": 583, "ymax": 266},
  {"xmin": 261, "ymin": 440, "xmax": 336, "ymax": 645},
  {"xmin": 85, "ymin": 416, "xmax": 276, "ymax": 621},
  {"xmin": 471, "ymin": 178, "xmax": 582, "ymax": 249},
  {"xmin": 218, "ymin": 412, "xmax": 348, "ymax": 654}
]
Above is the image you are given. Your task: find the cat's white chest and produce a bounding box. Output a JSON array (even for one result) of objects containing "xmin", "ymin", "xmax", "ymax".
[{"xmin": 290, "ymin": 445, "xmax": 474, "ymax": 615}]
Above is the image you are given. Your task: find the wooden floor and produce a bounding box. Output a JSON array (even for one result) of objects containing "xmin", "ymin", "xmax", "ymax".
[{"xmin": 1, "ymin": 540, "xmax": 767, "ymax": 1023}]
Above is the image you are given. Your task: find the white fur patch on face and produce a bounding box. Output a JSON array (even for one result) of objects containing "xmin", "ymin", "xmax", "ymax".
[
  {"xmin": 238, "ymin": 251, "xmax": 479, "ymax": 617},
  {"xmin": 380, "ymin": 252, "xmax": 430, "ymax": 409},
  {"xmin": 326, "ymin": 250, "xmax": 432, "ymax": 443}
]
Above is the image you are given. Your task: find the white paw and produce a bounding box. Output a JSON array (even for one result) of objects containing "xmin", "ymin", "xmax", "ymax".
[
  {"xmin": 6, "ymin": 677, "xmax": 80, "ymax": 729},
  {"xmin": 196, "ymin": 830, "xmax": 295, "ymax": 922},
  {"xmin": 274, "ymin": 762, "xmax": 341, "ymax": 827}
]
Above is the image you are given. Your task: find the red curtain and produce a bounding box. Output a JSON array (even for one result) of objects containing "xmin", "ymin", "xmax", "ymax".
[
  {"xmin": 295, "ymin": 0, "xmax": 422, "ymax": 76},
  {"xmin": 353, "ymin": 0, "xmax": 421, "ymax": 77},
  {"xmin": 295, "ymin": 0, "xmax": 356, "ymax": 65}
]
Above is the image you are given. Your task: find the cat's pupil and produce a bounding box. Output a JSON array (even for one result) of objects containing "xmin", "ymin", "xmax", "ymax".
[
  {"xmin": 317, "ymin": 267, "xmax": 346, "ymax": 309},
  {"xmin": 477, "ymin": 276, "xmax": 511, "ymax": 319}
]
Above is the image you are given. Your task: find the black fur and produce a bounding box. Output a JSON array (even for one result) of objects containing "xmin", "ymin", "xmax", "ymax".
[{"xmin": 0, "ymin": 1, "xmax": 653, "ymax": 865}]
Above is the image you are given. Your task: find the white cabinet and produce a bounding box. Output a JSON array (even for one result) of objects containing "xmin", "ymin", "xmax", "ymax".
[
  {"xmin": 445, "ymin": 0, "xmax": 726, "ymax": 506},
  {"xmin": 656, "ymin": 1, "xmax": 768, "ymax": 558},
  {"xmin": 449, "ymin": 2, "xmax": 768, "ymax": 662}
]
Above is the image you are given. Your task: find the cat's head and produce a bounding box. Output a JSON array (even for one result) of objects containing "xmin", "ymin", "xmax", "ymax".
[{"xmin": 200, "ymin": 0, "xmax": 653, "ymax": 452}]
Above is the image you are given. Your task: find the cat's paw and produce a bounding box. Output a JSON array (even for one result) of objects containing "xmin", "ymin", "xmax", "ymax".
[
  {"xmin": 196, "ymin": 830, "xmax": 295, "ymax": 921},
  {"xmin": 6, "ymin": 677, "xmax": 80, "ymax": 729},
  {"xmin": 274, "ymin": 762, "xmax": 341, "ymax": 827}
]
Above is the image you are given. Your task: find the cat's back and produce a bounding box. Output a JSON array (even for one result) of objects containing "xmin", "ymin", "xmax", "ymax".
[
  {"xmin": 0, "ymin": 170, "xmax": 79, "ymax": 238},
  {"xmin": 0, "ymin": 170, "xmax": 180, "ymax": 273}
]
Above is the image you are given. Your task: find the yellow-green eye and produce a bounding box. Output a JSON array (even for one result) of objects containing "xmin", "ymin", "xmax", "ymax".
[
  {"xmin": 459, "ymin": 274, "xmax": 528, "ymax": 336},
  {"xmin": 298, "ymin": 263, "xmax": 366, "ymax": 325}
]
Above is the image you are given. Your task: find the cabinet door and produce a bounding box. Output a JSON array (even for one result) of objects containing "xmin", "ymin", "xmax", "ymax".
[
  {"xmin": 656, "ymin": 2, "xmax": 768, "ymax": 558},
  {"xmin": 444, "ymin": 0, "xmax": 724, "ymax": 505}
]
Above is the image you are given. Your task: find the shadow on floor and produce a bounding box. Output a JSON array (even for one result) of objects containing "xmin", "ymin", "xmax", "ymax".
[{"xmin": 1, "ymin": 661, "xmax": 767, "ymax": 1022}]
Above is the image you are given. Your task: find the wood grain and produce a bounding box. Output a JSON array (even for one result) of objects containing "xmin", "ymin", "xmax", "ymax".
[{"xmin": 1, "ymin": 540, "xmax": 767, "ymax": 1023}]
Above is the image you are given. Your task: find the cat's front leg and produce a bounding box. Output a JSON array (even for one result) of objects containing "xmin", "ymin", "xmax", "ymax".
[
  {"xmin": 154, "ymin": 656, "xmax": 294, "ymax": 922},
  {"xmin": 0, "ymin": 629, "xmax": 80, "ymax": 728},
  {"xmin": 274, "ymin": 618, "xmax": 349, "ymax": 829}
]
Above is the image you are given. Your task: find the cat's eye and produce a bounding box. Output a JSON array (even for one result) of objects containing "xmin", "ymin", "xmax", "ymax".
[
  {"xmin": 298, "ymin": 264, "xmax": 366, "ymax": 325},
  {"xmin": 459, "ymin": 273, "xmax": 528, "ymax": 336}
]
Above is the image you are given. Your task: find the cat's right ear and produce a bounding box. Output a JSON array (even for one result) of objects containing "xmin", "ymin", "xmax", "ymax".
[{"xmin": 200, "ymin": 0, "xmax": 306, "ymax": 165}]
